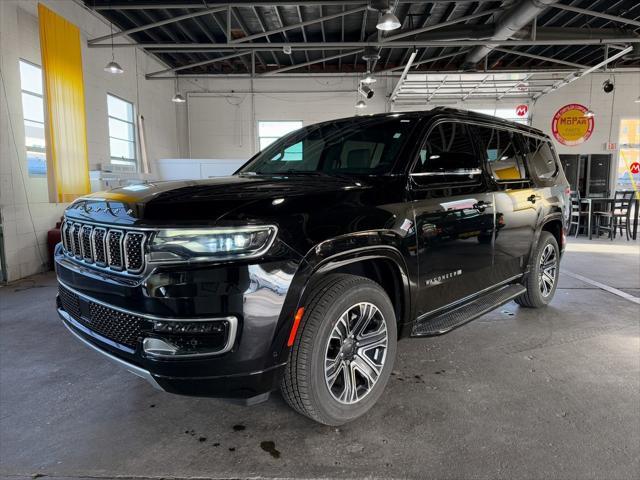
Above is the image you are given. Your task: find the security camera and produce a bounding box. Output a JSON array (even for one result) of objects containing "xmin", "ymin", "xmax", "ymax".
[
  {"xmin": 603, "ymin": 79, "xmax": 614, "ymax": 93},
  {"xmin": 359, "ymin": 84, "xmax": 375, "ymax": 99}
]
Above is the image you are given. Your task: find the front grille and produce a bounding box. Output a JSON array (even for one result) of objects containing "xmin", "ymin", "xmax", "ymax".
[
  {"xmin": 61, "ymin": 219, "xmax": 149, "ymax": 275},
  {"xmin": 58, "ymin": 283, "xmax": 149, "ymax": 349}
]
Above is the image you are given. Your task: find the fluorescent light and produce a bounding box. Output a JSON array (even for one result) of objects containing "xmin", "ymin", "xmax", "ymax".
[
  {"xmin": 104, "ymin": 61, "xmax": 124, "ymax": 74},
  {"xmin": 376, "ymin": 11, "xmax": 401, "ymax": 31}
]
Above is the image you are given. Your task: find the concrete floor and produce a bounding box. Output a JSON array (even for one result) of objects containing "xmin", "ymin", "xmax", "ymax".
[{"xmin": 1, "ymin": 238, "xmax": 639, "ymax": 480}]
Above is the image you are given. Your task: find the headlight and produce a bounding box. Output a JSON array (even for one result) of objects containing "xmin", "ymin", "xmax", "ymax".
[{"xmin": 150, "ymin": 225, "xmax": 277, "ymax": 261}]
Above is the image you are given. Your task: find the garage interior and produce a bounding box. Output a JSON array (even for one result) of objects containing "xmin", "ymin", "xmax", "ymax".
[{"xmin": 1, "ymin": 0, "xmax": 639, "ymax": 479}]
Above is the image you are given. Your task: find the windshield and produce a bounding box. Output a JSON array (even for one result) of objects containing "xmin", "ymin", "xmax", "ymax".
[{"xmin": 239, "ymin": 116, "xmax": 417, "ymax": 176}]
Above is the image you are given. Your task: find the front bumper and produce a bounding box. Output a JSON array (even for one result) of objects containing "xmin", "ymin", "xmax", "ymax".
[{"xmin": 55, "ymin": 245, "xmax": 300, "ymax": 400}]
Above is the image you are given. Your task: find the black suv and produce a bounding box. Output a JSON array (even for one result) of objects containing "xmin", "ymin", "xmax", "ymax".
[{"xmin": 55, "ymin": 107, "xmax": 569, "ymax": 425}]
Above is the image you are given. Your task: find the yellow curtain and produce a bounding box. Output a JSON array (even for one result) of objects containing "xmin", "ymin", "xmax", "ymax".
[{"xmin": 38, "ymin": 3, "xmax": 90, "ymax": 202}]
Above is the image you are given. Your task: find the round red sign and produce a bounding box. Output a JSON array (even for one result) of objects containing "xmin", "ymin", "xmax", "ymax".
[
  {"xmin": 515, "ymin": 104, "xmax": 528, "ymax": 117},
  {"xmin": 551, "ymin": 103, "xmax": 595, "ymax": 146},
  {"xmin": 630, "ymin": 162, "xmax": 640, "ymax": 175}
]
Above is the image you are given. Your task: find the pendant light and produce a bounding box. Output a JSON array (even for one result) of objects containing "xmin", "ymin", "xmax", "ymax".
[
  {"xmin": 376, "ymin": 10, "xmax": 401, "ymax": 31},
  {"xmin": 104, "ymin": 22, "xmax": 124, "ymax": 74},
  {"xmin": 171, "ymin": 78, "xmax": 186, "ymax": 103}
]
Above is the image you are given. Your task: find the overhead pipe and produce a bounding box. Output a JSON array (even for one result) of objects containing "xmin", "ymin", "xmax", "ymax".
[{"xmin": 462, "ymin": 0, "xmax": 559, "ymax": 70}]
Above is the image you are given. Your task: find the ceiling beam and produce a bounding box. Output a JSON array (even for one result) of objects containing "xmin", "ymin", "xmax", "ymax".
[
  {"xmin": 88, "ymin": 6, "xmax": 227, "ymax": 44},
  {"xmin": 491, "ymin": 47, "xmax": 588, "ymax": 69},
  {"xmin": 92, "ymin": 1, "xmax": 493, "ymax": 10},
  {"xmin": 261, "ymin": 50, "xmax": 364, "ymax": 75},
  {"xmin": 90, "ymin": 38, "xmax": 640, "ymax": 51},
  {"xmin": 549, "ymin": 3, "xmax": 640, "ymax": 28},
  {"xmin": 146, "ymin": 51, "xmax": 252, "ymax": 77},
  {"xmin": 382, "ymin": 8, "xmax": 502, "ymax": 43}
]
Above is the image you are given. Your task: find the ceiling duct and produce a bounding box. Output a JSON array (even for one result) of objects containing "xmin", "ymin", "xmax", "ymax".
[{"xmin": 462, "ymin": 0, "xmax": 559, "ymax": 70}]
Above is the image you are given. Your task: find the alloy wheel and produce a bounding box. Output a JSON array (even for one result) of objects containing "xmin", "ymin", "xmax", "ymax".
[
  {"xmin": 538, "ymin": 244, "xmax": 558, "ymax": 297},
  {"xmin": 324, "ymin": 302, "xmax": 388, "ymax": 405}
]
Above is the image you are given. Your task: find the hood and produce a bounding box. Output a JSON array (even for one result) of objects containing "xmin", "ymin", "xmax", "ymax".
[{"xmin": 64, "ymin": 174, "xmax": 397, "ymax": 227}]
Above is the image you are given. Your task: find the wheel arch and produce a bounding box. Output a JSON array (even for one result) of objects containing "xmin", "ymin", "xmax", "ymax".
[{"xmin": 273, "ymin": 231, "xmax": 413, "ymax": 361}]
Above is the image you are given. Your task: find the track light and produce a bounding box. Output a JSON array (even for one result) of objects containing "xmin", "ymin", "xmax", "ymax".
[
  {"xmin": 172, "ymin": 93, "xmax": 186, "ymax": 103},
  {"xmin": 104, "ymin": 60, "xmax": 124, "ymax": 74},
  {"xmin": 359, "ymin": 84, "xmax": 374, "ymax": 99},
  {"xmin": 355, "ymin": 99, "xmax": 367, "ymax": 109},
  {"xmin": 376, "ymin": 10, "xmax": 401, "ymax": 31},
  {"xmin": 603, "ymin": 79, "xmax": 614, "ymax": 93},
  {"xmin": 283, "ymin": 45, "xmax": 292, "ymax": 55},
  {"xmin": 584, "ymin": 109, "xmax": 595, "ymax": 118}
]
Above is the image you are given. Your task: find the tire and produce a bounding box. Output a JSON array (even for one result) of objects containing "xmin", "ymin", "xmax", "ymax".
[
  {"xmin": 515, "ymin": 231, "xmax": 560, "ymax": 308},
  {"xmin": 281, "ymin": 274, "xmax": 397, "ymax": 426}
]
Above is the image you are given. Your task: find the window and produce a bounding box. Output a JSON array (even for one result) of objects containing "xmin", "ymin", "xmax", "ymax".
[
  {"xmin": 616, "ymin": 118, "xmax": 640, "ymax": 194},
  {"xmin": 107, "ymin": 94, "xmax": 137, "ymax": 168},
  {"xmin": 258, "ymin": 121, "xmax": 303, "ymax": 150},
  {"xmin": 475, "ymin": 127, "xmax": 528, "ymax": 181},
  {"xmin": 414, "ymin": 122, "xmax": 479, "ymax": 177},
  {"xmin": 522, "ymin": 136, "xmax": 557, "ymax": 180},
  {"xmin": 19, "ymin": 60, "xmax": 47, "ymax": 177},
  {"xmin": 242, "ymin": 116, "xmax": 416, "ymax": 175}
]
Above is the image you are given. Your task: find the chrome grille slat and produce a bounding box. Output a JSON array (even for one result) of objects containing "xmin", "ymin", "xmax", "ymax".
[{"xmin": 60, "ymin": 219, "xmax": 148, "ymax": 276}]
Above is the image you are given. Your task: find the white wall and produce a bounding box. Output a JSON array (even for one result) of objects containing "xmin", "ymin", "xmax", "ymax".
[
  {"xmin": 531, "ymin": 72, "xmax": 640, "ymax": 155},
  {"xmin": 0, "ymin": 0, "xmax": 180, "ymax": 282},
  {"xmin": 184, "ymin": 76, "xmax": 392, "ymax": 159}
]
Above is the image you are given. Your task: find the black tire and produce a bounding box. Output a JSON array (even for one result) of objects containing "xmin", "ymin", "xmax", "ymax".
[
  {"xmin": 281, "ymin": 274, "xmax": 397, "ymax": 426},
  {"xmin": 515, "ymin": 231, "xmax": 560, "ymax": 308}
]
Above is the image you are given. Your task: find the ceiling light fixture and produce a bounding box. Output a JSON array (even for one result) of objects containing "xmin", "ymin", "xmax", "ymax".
[
  {"xmin": 355, "ymin": 99, "xmax": 367, "ymax": 109},
  {"xmin": 104, "ymin": 22, "xmax": 124, "ymax": 74},
  {"xmin": 362, "ymin": 72, "xmax": 377, "ymax": 85},
  {"xmin": 283, "ymin": 45, "xmax": 292, "ymax": 55},
  {"xmin": 376, "ymin": 10, "xmax": 401, "ymax": 31},
  {"xmin": 172, "ymin": 78, "xmax": 186, "ymax": 104},
  {"xmin": 584, "ymin": 109, "xmax": 595, "ymax": 118},
  {"xmin": 359, "ymin": 83, "xmax": 375, "ymax": 99}
]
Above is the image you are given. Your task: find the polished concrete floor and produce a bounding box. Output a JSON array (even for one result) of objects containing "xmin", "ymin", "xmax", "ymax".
[{"xmin": 1, "ymin": 238, "xmax": 638, "ymax": 480}]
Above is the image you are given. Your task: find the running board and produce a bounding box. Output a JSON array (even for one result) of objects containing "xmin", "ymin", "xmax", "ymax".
[{"xmin": 412, "ymin": 284, "xmax": 526, "ymax": 337}]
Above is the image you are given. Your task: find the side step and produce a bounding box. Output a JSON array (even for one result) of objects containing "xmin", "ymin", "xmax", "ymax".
[{"xmin": 412, "ymin": 284, "xmax": 526, "ymax": 336}]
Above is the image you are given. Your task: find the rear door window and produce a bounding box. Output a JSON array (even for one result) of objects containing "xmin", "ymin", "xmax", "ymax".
[
  {"xmin": 475, "ymin": 126, "xmax": 529, "ymax": 182},
  {"xmin": 413, "ymin": 122, "xmax": 481, "ymax": 184},
  {"xmin": 522, "ymin": 136, "xmax": 558, "ymax": 180}
]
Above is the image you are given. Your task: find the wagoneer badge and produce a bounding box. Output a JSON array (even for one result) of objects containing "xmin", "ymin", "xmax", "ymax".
[{"xmin": 425, "ymin": 270, "xmax": 462, "ymax": 286}]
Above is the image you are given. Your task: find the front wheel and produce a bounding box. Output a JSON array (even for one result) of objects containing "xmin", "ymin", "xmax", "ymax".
[
  {"xmin": 281, "ymin": 274, "xmax": 397, "ymax": 425},
  {"xmin": 515, "ymin": 231, "xmax": 560, "ymax": 308}
]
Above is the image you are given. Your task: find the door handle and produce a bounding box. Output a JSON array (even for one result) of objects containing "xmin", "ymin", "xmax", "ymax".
[{"xmin": 473, "ymin": 201, "xmax": 493, "ymax": 211}]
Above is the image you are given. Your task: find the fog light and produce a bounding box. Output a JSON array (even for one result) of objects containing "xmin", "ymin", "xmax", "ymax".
[{"xmin": 143, "ymin": 317, "xmax": 238, "ymax": 358}]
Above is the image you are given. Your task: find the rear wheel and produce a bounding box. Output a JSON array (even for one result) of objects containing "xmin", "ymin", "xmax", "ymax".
[
  {"xmin": 515, "ymin": 231, "xmax": 560, "ymax": 308},
  {"xmin": 281, "ymin": 274, "xmax": 397, "ymax": 425}
]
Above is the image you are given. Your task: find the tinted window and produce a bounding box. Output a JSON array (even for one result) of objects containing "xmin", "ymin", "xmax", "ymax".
[
  {"xmin": 523, "ymin": 137, "xmax": 557, "ymax": 180},
  {"xmin": 414, "ymin": 122, "xmax": 479, "ymax": 175},
  {"xmin": 475, "ymin": 127, "xmax": 528, "ymax": 181},
  {"xmin": 241, "ymin": 117, "xmax": 416, "ymax": 175}
]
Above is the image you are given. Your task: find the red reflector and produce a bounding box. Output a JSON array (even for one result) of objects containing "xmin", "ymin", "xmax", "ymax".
[
  {"xmin": 287, "ymin": 307, "xmax": 305, "ymax": 347},
  {"xmin": 565, "ymin": 187, "xmax": 571, "ymax": 195}
]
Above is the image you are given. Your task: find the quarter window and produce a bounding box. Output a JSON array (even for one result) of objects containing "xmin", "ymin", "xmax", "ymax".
[
  {"xmin": 475, "ymin": 127, "xmax": 528, "ymax": 181},
  {"xmin": 107, "ymin": 94, "xmax": 137, "ymax": 168},
  {"xmin": 522, "ymin": 137, "xmax": 557, "ymax": 180},
  {"xmin": 19, "ymin": 60, "xmax": 47, "ymax": 177}
]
